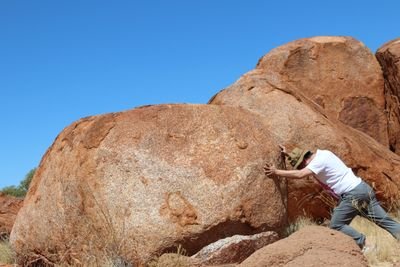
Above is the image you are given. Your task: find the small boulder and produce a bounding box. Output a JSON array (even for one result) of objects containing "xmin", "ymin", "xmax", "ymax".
[
  {"xmin": 192, "ymin": 231, "xmax": 279, "ymax": 265},
  {"xmin": 239, "ymin": 226, "xmax": 368, "ymax": 267}
]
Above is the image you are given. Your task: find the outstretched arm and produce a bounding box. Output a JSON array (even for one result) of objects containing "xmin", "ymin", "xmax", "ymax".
[{"xmin": 264, "ymin": 163, "xmax": 313, "ymax": 179}]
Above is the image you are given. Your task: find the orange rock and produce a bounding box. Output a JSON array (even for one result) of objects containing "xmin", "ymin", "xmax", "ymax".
[
  {"xmin": 192, "ymin": 231, "xmax": 279, "ymax": 265},
  {"xmin": 239, "ymin": 226, "xmax": 368, "ymax": 267},
  {"xmin": 256, "ymin": 36, "xmax": 387, "ymax": 146},
  {"xmin": 210, "ymin": 36, "xmax": 400, "ymax": 220},
  {"xmin": 0, "ymin": 193, "xmax": 23, "ymax": 237},
  {"xmin": 10, "ymin": 105, "xmax": 287, "ymax": 266},
  {"xmin": 376, "ymin": 38, "xmax": 400, "ymax": 154}
]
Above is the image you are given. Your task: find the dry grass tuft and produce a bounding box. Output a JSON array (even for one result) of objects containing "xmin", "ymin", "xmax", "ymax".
[
  {"xmin": 147, "ymin": 245, "xmax": 192, "ymax": 267},
  {"xmin": 284, "ymin": 216, "xmax": 317, "ymax": 237},
  {"xmin": 54, "ymin": 255, "xmax": 132, "ymax": 267},
  {"xmin": 0, "ymin": 239, "xmax": 15, "ymax": 264},
  {"xmin": 147, "ymin": 253, "xmax": 191, "ymax": 267},
  {"xmin": 350, "ymin": 213, "xmax": 400, "ymax": 267}
]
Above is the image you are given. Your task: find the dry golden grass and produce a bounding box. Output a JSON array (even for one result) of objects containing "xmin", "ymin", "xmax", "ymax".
[
  {"xmin": 147, "ymin": 245, "xmax": 191, "ymax": 267},
  {"xmin": 284, "ymin": 216, "xmax": 317, "ymax": 237},
  {"xmin": 54, "ymin": 256, "xmax": 132, "ymax": 267},
  {"xmin": 147, "ymin": 253, "xmax": 191, "ymax": 267},
  {"xmin": 350, "ymin": 213, "xmax": 400, "ymax": 267},
  {"xmin": 0, "ymin": 239, "xmax": 14, "ymax": 264}
]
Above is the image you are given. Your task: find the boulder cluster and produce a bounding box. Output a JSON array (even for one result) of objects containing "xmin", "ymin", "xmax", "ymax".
[{"xmin": 5, "ymin": 36, "xmax": 400, "ymax": 266}]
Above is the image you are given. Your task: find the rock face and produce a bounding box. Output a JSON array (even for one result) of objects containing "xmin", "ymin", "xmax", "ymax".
[
  {"xmin": 0, "ymin": 193, "xmax": 23, "ymax": 238},
  {"xmin": 239, "ymin": 226, "xmax": 368, "ymax": 267},
  {"xmin": 376, "ymin": 38, "xmax": 400, "ymax": 154},
  {"xmin": 192, "ymin": 231, "xmax": 279, "ymax": 265},
  {"xmin": 256, "ymin": 36, "xmax": 387, "ymax": 146},
  {"xmin": 210, "ymin": 36, "xmax": 400, "ymax": 220},
  {"xmin": 10, "ymin": 104, "xmax": 287, "ymax": 266}
]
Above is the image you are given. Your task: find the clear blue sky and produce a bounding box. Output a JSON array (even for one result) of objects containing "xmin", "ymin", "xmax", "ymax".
[{"xmin": 0, "ymin": 0, "xmax": 398, "ymax": 188}]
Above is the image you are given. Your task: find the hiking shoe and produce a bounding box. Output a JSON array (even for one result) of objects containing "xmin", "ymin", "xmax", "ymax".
[{"xmin": 362, "ymin": 244, "xmax": 377, "ymax": 254}]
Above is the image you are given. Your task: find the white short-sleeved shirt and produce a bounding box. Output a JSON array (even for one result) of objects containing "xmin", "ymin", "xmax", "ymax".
[{"xmin": 306, "ymin": 149, "xmax": 361, "ymax": 195}]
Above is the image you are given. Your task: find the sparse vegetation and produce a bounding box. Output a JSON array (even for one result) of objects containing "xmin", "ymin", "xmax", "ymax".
[
  {"xmin": 1, "ymin": 168, "xmax": 36, "ymax": 197},
  {"xmin": 284, "ymin": 216, "xmax": 317, "ymax": 237},
  {"xmin": 54, "ymin": 255, "xmax": 132, "ymax": 267},
  {"xmin": 147, "ymin": 245, "xmax": 191, "ymax": 267},
  {"xmin": 350, "ymin": 213, "xmax": 400, "ymax": 266},
  {"xmin": 0, "ymin": 239, "xmax": 15, "ymax": 265}
]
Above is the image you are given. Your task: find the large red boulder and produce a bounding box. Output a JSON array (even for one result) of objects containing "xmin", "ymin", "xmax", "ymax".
[
  {"xmin": 10, "ymin": 104, "xmax": 286, "ymax": 266},
  {"xmin": 376, "ymin": 38, "xmax": 400, "ymax": 154},
  {"xmin": 210, "ymin": 36, "xmax": 400, "ymax": 220},
  {"xmin": 256, "ymin": 36, "xmax": 387, "ymax": 146},
  {"xmin": 239, "ymin": 226, "xmax": 368, "ymax": 267},
  {"xmin": 0, "ymin": 193, "xmax": 23, "ymax": 238}
]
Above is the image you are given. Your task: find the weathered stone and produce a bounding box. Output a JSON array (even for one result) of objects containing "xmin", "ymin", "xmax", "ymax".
[
  {"xmin": 239, "ymin": 226, "xmax": 368, "ymax": 267},
  {"xmin": 210, "ymin": 36, "xmax": 400, "ymax": 221},
  {"xmin": 10, "ymin": 104, "xmax": 287, "ymax": 266},
  {"xmin": 376, "ymin": 38, "xmax": 400, "ymax": 154},
  {"xmin": 192, "ymin": 231, "xmax": 278, "ymax": 265},
  {"xmin": 256, "ymin": 36, "xmax": 387, "ymax": 146},
  {"xmin": 0, "ymin": 193, "xmax": 23, "ymax": 238}
]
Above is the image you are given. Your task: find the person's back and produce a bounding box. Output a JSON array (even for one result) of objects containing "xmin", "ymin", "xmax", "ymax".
[{"xmin": 306, "ymin": 149, "xmax": 361, "ymax": 195}]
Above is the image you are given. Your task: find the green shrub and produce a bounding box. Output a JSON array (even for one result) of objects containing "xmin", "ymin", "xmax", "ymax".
[{"xmin": 1, "ymin": 168, "xmax": 36, "ymax": 197}]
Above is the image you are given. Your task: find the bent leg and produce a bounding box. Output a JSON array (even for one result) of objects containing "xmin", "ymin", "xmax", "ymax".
[{"xmin": 330, "ymin": 197, "xmax": 365, "ymax": 247}]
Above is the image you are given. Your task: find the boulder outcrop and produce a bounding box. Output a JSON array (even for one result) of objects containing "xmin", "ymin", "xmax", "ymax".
[
  {"xmin": 239, "ymin": 226, "xmax": 368, "ymax": 267},
  {"xmin": 10, "ymin": 36, "xmax": 400, "ymax": 266},
  {"xmin": 10, "ymin": 104, "xmax": 286, "ymax": 266},
  {"xmin": 255, "ymin": 36, "xmax": 387, "ymax": 146},
  {"xmin": 0, "ymin": 193, "xmax": 23, "ymax": 238},
  {"xmin": 210, "ymin": 36, "xmax": 400, "ymax": 220}
]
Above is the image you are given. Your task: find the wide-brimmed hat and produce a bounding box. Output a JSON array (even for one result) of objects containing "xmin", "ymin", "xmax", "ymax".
[{"xmin": 288, "ymin": 147, "xmax": 311, "ymax": 169}]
